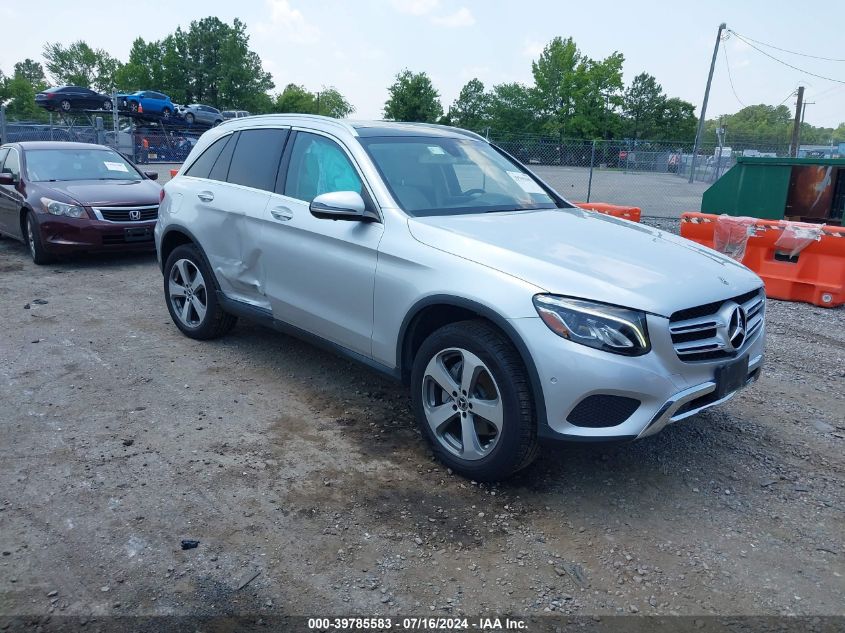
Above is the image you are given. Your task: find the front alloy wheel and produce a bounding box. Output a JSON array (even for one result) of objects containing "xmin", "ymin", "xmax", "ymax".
[
  {"xmin": 411, "ymin": 321, "xmax": 539, "ymax": 481},
  {"xmin": 422, "ymin": 348, "xmax": 503, "ymax": 461}
]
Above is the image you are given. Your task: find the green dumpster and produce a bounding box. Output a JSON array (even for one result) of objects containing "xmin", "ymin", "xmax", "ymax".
[{"xmin": 701, "ymin": 157, "xmax": 845, "ymax": 224}]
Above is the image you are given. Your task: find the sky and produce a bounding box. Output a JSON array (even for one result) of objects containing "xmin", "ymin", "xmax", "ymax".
[{"xmin": 2, "ymin": 0, "xmax": 844, "ymax": 130}]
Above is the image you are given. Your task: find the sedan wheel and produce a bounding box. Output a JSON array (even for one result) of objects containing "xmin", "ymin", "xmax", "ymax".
[
  {"xmin": 60, "ymin": 100, "xmax": 72, "ymax": 112},
  {"xmin": 185, "ymin": 113, "xmax": 195, "ymax": 124},
  {"xmin": 162, "ymin": 108, "xmax": 171, "ymax": 119},
  {"xmin": 25, "ymin": 211, "xmax": 53, "ymax": 265},
  {"xmin": 103, "ymin": 99, "xmax": 111, "ymax": 110},
  {"xmin": 422, "ymin": 348, "xmax": 503, "ymax": 461}
]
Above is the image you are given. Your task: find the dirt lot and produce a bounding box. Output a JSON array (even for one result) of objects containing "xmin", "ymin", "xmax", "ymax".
[{"xmin": 0, "ymin": 221, "xmax": 843, "ymax": 628}]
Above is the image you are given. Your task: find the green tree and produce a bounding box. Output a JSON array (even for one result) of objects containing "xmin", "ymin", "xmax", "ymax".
[
  {"xmin": 448, "ymin": 78, "xmax": 490, "ymax": 132},
  {"xmin": 315, "ymin": 87, "xmax": 355, "ymax": 118},
  {"xmin": 384, "ymin": 70, "xmax": 443, "ymax": 123},
  {"xmin": 1, "ymin": 76, "xmax": 43, "ymax": 120},
  {"xmin": 622, "ymin": 72, "xmax": 665, "ymax": 139},
  {"xmin": 656, "ymin": 97, "xmax": 697, "ymax": 141},
  {"xmin": 486, "ymin": 82, "xmax": 539, "ymax": 135},
  {"xmin": 13, "ymin": 59, "xmax": 47, "ymax": 89},
  {"xmin": 531, "ymin": 37, "xmax": 582, "ymax": 138},
  {"xmin": 274, "ymin": 83, "xmax": 317, "ymax": 113},
  {"xmin": 113, "ymin": 38, "xmax": 165, "ymax": 92},
  {"xmin": 272, "ymin": 84, "xmax": 354, "ymax": 118},
  {"xmin": 42, "ymin": 40, "xmax": 121, "ymax": 91}
]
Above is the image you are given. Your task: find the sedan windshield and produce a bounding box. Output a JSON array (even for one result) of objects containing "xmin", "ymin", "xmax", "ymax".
[
  {"xmin": 25, "ymin": 148, "xmax": 141, "ymax": 182},
  {"xmin": 359, "ymin": 136, "xmax": 561, "ymax": 217}
]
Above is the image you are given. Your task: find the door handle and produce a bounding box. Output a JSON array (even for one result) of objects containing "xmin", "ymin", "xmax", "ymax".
[
  {"xmin": 197, "ymin": 191, "xmax": 214, "ymax": 202},
  {"xmin": 271, "ymin": 206, "xmax": 294, "ymax": 221}
]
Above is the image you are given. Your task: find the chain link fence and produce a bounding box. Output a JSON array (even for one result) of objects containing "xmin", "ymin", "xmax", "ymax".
[
  {"xmin": 0, "ymin": 107, "xmax": 796, "ymax": 218},
  {"xmin": 489, "ymin": 132, "xmax": 790, "ymax": 217},
  {"xmin": 0, "ymin": 106, "xmax": 203, "ymax": 166}
]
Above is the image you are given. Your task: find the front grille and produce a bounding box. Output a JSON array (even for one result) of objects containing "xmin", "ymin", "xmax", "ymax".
[
  {"xmin": 566, "ymin": 395, "xmax": 641, "ymax": 428},
  {"xmin": 93, "ymin": 205, "xmax": 158, "ymax": 222},
  {"xmin": 669, "ymin": 288, "xmax": 765, "ymax": 362}
]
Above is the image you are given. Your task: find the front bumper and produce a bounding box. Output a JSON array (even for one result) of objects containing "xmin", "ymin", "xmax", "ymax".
[
  {"xmin": 510, "ymin": 312, "xmax": 766, "ymax": 441},
  {"xmin": 37, "ymin": 214, "xmax": 156, "ymax": 253}
]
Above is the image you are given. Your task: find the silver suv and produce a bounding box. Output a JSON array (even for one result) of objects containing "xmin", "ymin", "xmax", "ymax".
[{"xmin": 155, "ymin": 115, "xmax": 765, "ymax": 480}]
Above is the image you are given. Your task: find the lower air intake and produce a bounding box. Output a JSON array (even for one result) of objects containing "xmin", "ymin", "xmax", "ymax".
[{"xmin": 566, "ymin": 395, "xmax": 641, "ymax": 428}]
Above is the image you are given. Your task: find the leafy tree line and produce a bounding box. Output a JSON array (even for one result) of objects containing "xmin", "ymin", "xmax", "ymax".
[
  {"xmin": 0, "ymin": 16, "xmax": 354, "ymax": 120},
  {"xmin": 383, "ymin": 36, "xmax": 845, "ymax": 146}
]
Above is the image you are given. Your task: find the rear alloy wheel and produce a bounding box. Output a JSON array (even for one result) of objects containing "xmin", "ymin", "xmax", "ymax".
[
  {"xmin": 130, "ymin": 101, "xmax": 139, "ymax": 113},
  {"xmin": 162, "ymin": 108, "xmax": 171, "ymax": 119},
  {"xmin": 102, "ymin": 99, "xmax": 111, "ymax": 110},
  {"xmin": 185, "ymin": 113, "xmax": 195, "ymax": 124},
  {"xmin": 411, "ymin": 321, "xmax": 539, "ymax": 481},
  {"xmin": 164, "ymin": 244, "xmax": 236, "ymax": 340},
  {"xmin": 59, "ymin": 99, "xmax": 72, "ymax": 112},
  {"xmin": 25, "ymin": 211, "xmax": 53, "ymax": 265}
]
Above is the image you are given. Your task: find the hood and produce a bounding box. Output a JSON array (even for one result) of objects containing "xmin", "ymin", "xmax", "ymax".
[
  {"xmin": 408, "ymin": 208, "xmax": 762, "ymax": 317},
  {"xmin": 40, "ymin": 179, "xmax": 161, "ymax": 207}
]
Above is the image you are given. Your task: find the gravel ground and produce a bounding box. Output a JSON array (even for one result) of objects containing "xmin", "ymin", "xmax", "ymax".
[{"xmin": 0, "ymin": 217, "xmax": 843, "ymax": 628}]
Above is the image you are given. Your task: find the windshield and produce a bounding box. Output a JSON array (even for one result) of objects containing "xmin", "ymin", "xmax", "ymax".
[
  {"xmin": 359, "ymin": 136, "xmax": 560, "ymax": 217},
  {"xmin": 25, "ymin": 148, "xmax": 141, "ymax": 182}
]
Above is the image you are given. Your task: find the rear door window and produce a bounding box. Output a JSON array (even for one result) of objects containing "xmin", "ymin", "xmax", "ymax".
[
  {"xmin": 226, "ymin": 128, "xmax": 288, "ymax": 192},
  {"xmin": 184, "ymin": 135, "xmax": 232, "ymax": 179}
]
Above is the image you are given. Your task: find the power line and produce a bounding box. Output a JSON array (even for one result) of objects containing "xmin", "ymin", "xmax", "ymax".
[
  {"xmin": 722, "ymin": 43, "xmax": 746, "ymax": 107},
  {"xmin": 730, "ymin": 32, "xmax": 845, "ymax": 84},
  {"xmin": 729, "ymin": 30, "xmax": 845, "ymax": 62},
  {"xmin": 777, "ymin": 89, "xmax": 797, "ymax": 106}
]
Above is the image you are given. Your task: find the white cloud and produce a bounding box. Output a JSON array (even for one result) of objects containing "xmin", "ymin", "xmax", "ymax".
[
  {"xmin": 261, "ymin": 0, "xmax": 319, "ymax": 42},
  {"xmin": 431, "ymin": 7, "xmax": 475, "ymax": 28},
  {"xmin": 391, "ymin": 0, "xmax": 440, "ymax": 15},
  {"xmin": 522, "ymin": 39, "xmax": 544, "ymax": 58}
]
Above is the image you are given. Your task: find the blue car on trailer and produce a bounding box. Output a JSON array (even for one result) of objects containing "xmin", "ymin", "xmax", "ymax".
[{"xmin": 117, "ymin": 91, "xmax": 176, "ymax": 119}]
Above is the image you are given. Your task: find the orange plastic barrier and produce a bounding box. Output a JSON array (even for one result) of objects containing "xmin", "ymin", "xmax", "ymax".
[
  {"xmin": 680, "ymin": 212, "xmax": 845, "ymax": 308},
  {"xmin": 169, "ymin": 169, "xmax": 179, "ymax": 178},
  {"xmin": 574, "ymin": 202, "xmax": 641, "ymax": 223}
]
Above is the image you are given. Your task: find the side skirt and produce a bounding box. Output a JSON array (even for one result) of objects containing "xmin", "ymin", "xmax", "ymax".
[{"xmin": 216, "ymin": 292, "xmax": 401, "ymax": 382}]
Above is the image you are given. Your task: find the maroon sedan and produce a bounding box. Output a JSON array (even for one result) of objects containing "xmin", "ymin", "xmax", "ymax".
[{"xmin": 0, "ymin": 141, "xmax": 162, "ymax": 264}]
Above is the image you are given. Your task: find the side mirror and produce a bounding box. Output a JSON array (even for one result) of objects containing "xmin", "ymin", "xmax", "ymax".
[
  {"xmin": 0, "ymin": 173, "xmax": 16, "ymax": 186},
  {"xmin": 310, "ymin": 191, "xmax": 367, "ymax": 220},
  {"xmin": 144, "ymin": 171, "xmax": 159, "ymax": 181}
]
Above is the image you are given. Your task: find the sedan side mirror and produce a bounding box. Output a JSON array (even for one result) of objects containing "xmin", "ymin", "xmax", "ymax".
[
  {"xmin": 310, "ymin": 191, "xmax": 367, "ymax": 220},
  {"xmin": 0, "ymin": 174, "xmax": 16, "ymax": 186},
  {"xmin": 144, "ymin": 171, "xmax": 159, "ymax": 181}
]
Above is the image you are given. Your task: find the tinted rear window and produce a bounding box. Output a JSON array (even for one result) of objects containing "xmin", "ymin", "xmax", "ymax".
[
  {"xmin": 226, "ymin": 128, "xmax": 288, "ymax": 192},
  {"xmin": 184, "ymin": 135, "xmax": 232, "ymax": 179}
]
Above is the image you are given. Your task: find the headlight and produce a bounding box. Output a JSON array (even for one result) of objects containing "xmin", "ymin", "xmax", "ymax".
[
  {"xmin": 533, "ymin": 295, "xmax": 651, "ymax": 356},
  {"xmin": 41, "ymin": 198, "xmax": 87, "ymax": 218}
]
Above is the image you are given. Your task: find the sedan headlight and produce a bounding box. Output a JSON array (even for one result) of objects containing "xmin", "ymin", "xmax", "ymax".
[
  {"xmin": 41, "ymin": 198, "xmax": 87, "ymax": 218},
  {"xmin": 533, "ymin": 295, "xmax": 651, "ymax": 356}
]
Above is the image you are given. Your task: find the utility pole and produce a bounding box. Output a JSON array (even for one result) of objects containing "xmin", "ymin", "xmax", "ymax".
[
  {"xmin": 689, "ymin": 22, "xmax": 726, "ymax": 184},
  {"xmin": 798, "ymin": 100, "xmax": 814, "ymax": 155},
  {"xmin": 790, "ymin": 86, "xmax": 804, "ymax": 157}
]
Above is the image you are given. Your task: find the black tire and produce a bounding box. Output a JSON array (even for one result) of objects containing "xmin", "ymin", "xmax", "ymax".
[
  {"xmin": 163, "ymin": 243, "xmax": 237, "ymax": 340},
  {"xmin": 59, "ymin": 99, "xmax": 72, "ymax": 112},
  {"xmin": 24, "ymin": 211, "xmax": 54, "ymax": 265},
  {"xmin": 410, "ymin": 320, "xmax": 539, "ymax": 481},
  {"xmin": 102, "ymin": 99, "xmax": 111, "ymax": 110},
  {"xmin": 185, "ymin": 113, "xmax": 195, "ymax": 124}
]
